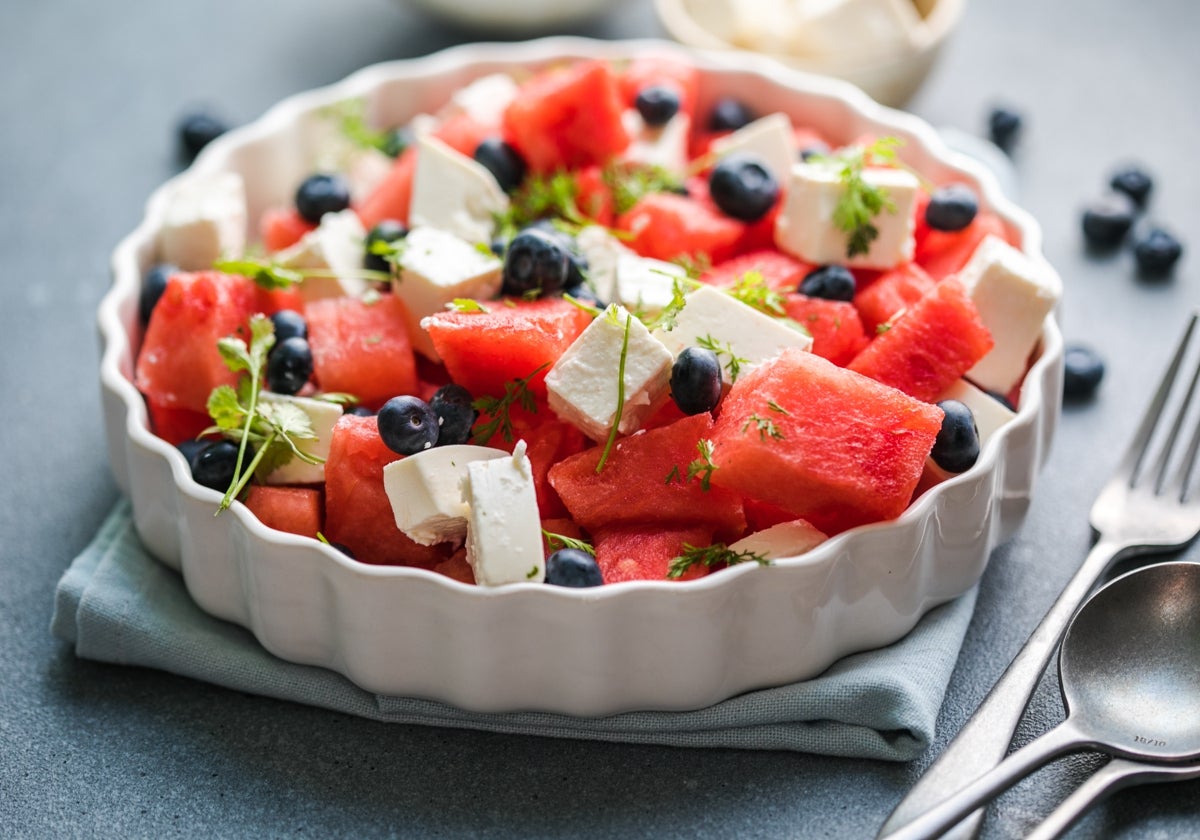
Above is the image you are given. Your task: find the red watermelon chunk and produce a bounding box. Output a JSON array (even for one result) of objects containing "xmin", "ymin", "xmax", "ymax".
[
  {"xmin": 848, "ymin": 278, "xmax": 994, "ymax": 402},
  {"xmin": 853, "ymin": 262, "xmax": 936, "ymax": 333},
  {"xmin": 135, "ymin": 271, "xmax": 259, "ymax": 413},
  {"xmin": 306, "ymin": 293, "xmax": 418, "ymax": 409},
  {"xmin": 502, "ymin": 60, "xmax": 630, "ymax": 173},
  {"xmin": 422, "ymin": 298, "xmax": 594, "ymax": 400},
  {"xmin": 357, "ymin": 146, "xmax": 417, "ymax": 229},
  {"xmin": 323, "ymin": 415, "xmax": 451, "ymax": 567},
  {"xmin": 593, "ymin": 524, "xmax": 714, "ymax": 583},
  {"xmin": 701, "ymin": 248, "xmax": 813, "ymax": 292},
  {"xmin": 616, "ymin": 192, "xmax": 744, "ymax": 265},
  {"xmin": 574, "ymin": 165, "xmax": 616, "ymax": 226},
  {"xmin": 782, "ymin": 295, "xmax": 868, "ymax": 367},
  {"xmin": 916, "ymin": 211, "xmax": 1011, "ymax": 281},
  {"xmin": 710, "ymin": 348, "xmax": 944, "ymax": 535},
  {"xmin": 618, "ymin": 56, "xmax": 700, "ymax": 117},
  {"xmin": 243, "ymin": 486, "xmax": 323, "ymax": 539},
  {"xmin": 432, "ymin": 548, "xmax": 475, "ymax": 584},
  {"xmin": 260, "ymin": 207, "xmax": 316, "ymax": 253},
  {"xmin": 146, "ymin": 401, "xmax": 213, "ymax": 445},
  {"xmin": 548, "ymin": 413, "xmax": 747, "ymax": 540}
]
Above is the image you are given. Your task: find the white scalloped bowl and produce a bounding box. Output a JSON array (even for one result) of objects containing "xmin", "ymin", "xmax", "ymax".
[{"xmin": 99, "ymin": 37, "xmax": 1062, "ymax": 717}]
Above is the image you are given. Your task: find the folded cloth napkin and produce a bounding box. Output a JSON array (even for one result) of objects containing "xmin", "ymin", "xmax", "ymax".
[{"xmin": 52, "ymin": 499, "xmax": 977, "ymax": 761}]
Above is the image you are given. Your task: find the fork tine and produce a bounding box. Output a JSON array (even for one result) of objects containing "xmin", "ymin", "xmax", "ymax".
[
  {"xmin": 1167, "ymin": 405, "xmax": 1200, "ymax": 501},
  {"xmin": 1153, "ymin": 331, "xmax": 1200, "ymax": 493},
  {"xmin": 1123, "ymin": 311, "xmax": 1199, "ymax": 487}
]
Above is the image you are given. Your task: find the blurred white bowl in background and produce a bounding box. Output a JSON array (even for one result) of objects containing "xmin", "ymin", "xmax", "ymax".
[{"xmin": 406, "ymin": 0, "xmax": 631, "ymax": 30}]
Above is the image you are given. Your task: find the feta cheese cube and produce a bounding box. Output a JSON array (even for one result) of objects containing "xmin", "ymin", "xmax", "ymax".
[
  {"xmin": 711, "ymin": 113, "xmax": 796, "ymax": 185},
  {"xmin": 620, "ymin": 110, "xmax": 691, "ymax": 178},
  {"xmin": 546, "ymin": 305, "xmax": 674, "ymax": 442},
  {"xmin": 447, "ymin": 73, "xmax": 519, "ymax": 128},
  {"xmin": 276, "ymin": 209, "xmax": 369, "ymax": 302},
  {"xmin": 409, "ymin": 135, "xmax": 509, "ymax": 245},
  {"xmin": 653, "ymin": 285, "xmax": 813, "ymax": 384},
  {"xmin": 575, "ymin": 225, "xmax": 632, "ymax": 304},
  {"xmin": 382, "ymin": 445, "xmax": 509, "ymax": 546},
  {"xmin": 926, "ymin": 379, "xmax": 1017, "ymax": 482},
  {"xmin": 401, "ymin": 226, "xmax": 503, "ymax": 360},
  {"xmin": 461, "ymin": 441, "xmax": 545, "ymax": 586},
  {"xmin": 257, "ymin": 393, "xmax": 343, "ymax": 486},
  {"xmin": 158, "ymin": 171, "xmax": 247, "ymax": 270},
  {"xmin": 614, "ymin": 253, "xmax": 687, "ymax": 315},
  {"xmin": 774, "ymin": 161, "xmax": 918, "ymax": 270},
  {"xmin": 957, "ymin": 235, "xmax": 1061, "ymax": 393},
  {"xmin": 728, "ymin": 518, "xmax": 828, "ymax": 561}
]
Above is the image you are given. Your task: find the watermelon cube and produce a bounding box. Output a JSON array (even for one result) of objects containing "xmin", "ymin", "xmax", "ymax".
[
  {"xmin": 700, "ymin": 248, "xmax": 813, "ymax": 292},
  {"xmin": 618, "ymin": 56, "xmax": 700, "ymax": 117},
  {"xmin": 260, "ymin": 206, "xmax": 316, "ymax": 253},
  {"xmin": 616, "ymin": 192, "xmax": 744, "ymax": 265},
  {"xmin": 243, "ymin": 486, "xmax": 323, "ymax": 539},
  {"xmin": 853, "ymin": 262, "xmax": 936, "ymax": 333},
  {"xmin": 915, "ymin": 211, "xmax": 1011, "ymax": 281},
  {"xmin": 782, "ymin": 294, "xmax": 868, "ymax": 367},
  {"xmin": 593, "ymin": 524, "xmax": 715, "ymax": 583}
]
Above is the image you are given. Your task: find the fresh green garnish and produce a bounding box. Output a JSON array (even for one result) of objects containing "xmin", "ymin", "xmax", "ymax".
[
  {"xmin": 767, "ymin": 399, "xmax": 789, "ymax": 415},
  {"xmin": 367, "ymin": 237, "xmax": 408, "ymax": 273},
  {"xmin": 214, "ymin": 256, "xmax": 391, "ymax": 291},
  {"xmin": 595, "ymin": 309, "xmax": 633, "ymax": 474},
  {"xmin": 493, "ymin": 171, "xmax": 586, "ymax": 240},
  {"xmin": 202, "ymin": 315, "xmax": 323, "ymax": 513},
  {"xmin": 665, "ymin": 464, "xmax": 683, "ymax": 485},
  {"xmin": 325, "ymin": 98, "xmax": 392, "ymax": 156},
  {"xmin": 742, "ymin": 413, "xmax": 784, "ymax": 442},
  {"xmin": 563, "ymin": 292, "xmax": 603, "ymax": 318},
  {"xmin": 641, "ymin": 277, "xmax": 696, "ymax": 332},
  {"xmin": 670, "ymin": 252, "xmax": 713, "ymax": 281},
  {"xmin": 695, "ymin": 334, "xmax": 749, "ymax": 383},
  {"xmin": 726, "ymin": 270, "xmax": 786, "ymax": 316},
  {"xmin": 602, "ymin": 162, "xmax": 685, "ymax": 215},
  {"xmin": 810, "ymin": 137, "xmax": 903, "ymax": 258},
  {"xmin": 876, "ymin": 322, "xmax": 893, "ymax": 335},
  {"xmin": 526, "ymin": 565, "xmax": 541, "ymax": 580},
  {"xmin": 471, "ymin": 362, "xmax": 550, "ymax": 445},
  {"xmin": 314, "ymin": 392, "xmax": 360, "ymax": 406},
  {"xmin": 667, "ymin": 543, "xmax": 770, "ymax": 579},
  {"xmin": 686, "ymin": 438, "xmax": 718, "ymax": 492},
  {"xmin": 449, "ymin": 298, "xmax": 489, "ymax": 314},
  {"xmin": 542, "ymin": 530, "xmax": 596, "ymax": 557}
]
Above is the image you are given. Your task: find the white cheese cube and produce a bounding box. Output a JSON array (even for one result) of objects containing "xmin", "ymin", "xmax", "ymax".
[
  {"xmin": 620, "ymin": 110, "xmax": 691, "ymax": 179},
  {"xmin": 546, "ymin": 305, "xmax": 674, "ymax": 442},
  {"xmin": 614, "ymin": 254, "xmax": 687, "ymax": 315},
  {"xmin": 774, "ymin": 162, "xmax": 918, "ymax": 270},
  {"xmin": 461, "ymin": 441, "xmax": 545, "ymax": 586},
  {"xmin": 790, "ymin": 0, "xmax": 921, "ymax": 58},
  {"xmin": 653, "ymin": 285, "xmax": 813, "ymax": 385},
  {"xmin": 575, "ymin": 225, "xmax": 632, "ymax": 304},
  {"xmin": 400, "ymin": 226, "xmax": 504, "ymax": 360},
  {"xmin": 257, "ymin": 393, "xmax": 343, "ymax": 486},
  {"xmin": 276, "ymin": 209, "xmax": 369, "ymax": 302},
  {"xmin": 447, "ymin": 73, "xmax": 519, "ymax": 129},
  {"xmin": 728, "ymin": 518, "xmax": 828, "ymax": 561},
  {"xmin": 409, "ymin": 135, "xmax": 508, "ymax": 246},
  {"xmin": 711, "ymin": 113, "xmax": 796, "ymax": 185},
  {"xmin": 925, "ymin": 379, "xmax": 1017, "ymax": 482},
  {"xmin": 957, "ymin": 235, "xmax": 1061, "ymax": 394},
  {"xmin": 158, "ymin": 171, "xmax": 247, "ymax": 270},
  {"xmin": 382, "ymin": 445, "xmax": 509, "ymax": 546}
]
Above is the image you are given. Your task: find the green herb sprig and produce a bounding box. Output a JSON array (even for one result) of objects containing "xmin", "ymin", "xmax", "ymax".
[
  {"xmin": 695, "ymin": 335, "xmax": 750, "ymax": 383},
  {"xmin": 809, "ymin": 137, "xmax": 903, "ymax": 258},
  {"xmin": 471, "ymin": 362, "xmax": 550, "ymax": 445},
  {"xmin": 542, "ymin": 530, "xmax": 596, "ymax": 557},
  {"xmin": 726, "ymin": 270, "xmax": 786, "ymax": 316},
  {"xmin": 215, "ymin": 256, "xmax": 391, "ymax": 291},
  {"xmin": 742, "ymin": 413, "xmax": 785, "ymax": 442},
  {"xmin": 602, "ymin": 162, "xmax": 685, "ymax": 216},
  {"xmin": 686, "ymin": 439, "xmax": 718, "ymax": 491},
  {"xmin": 595, "ymin": 309, "xmax": 633, "ymax": 474},
  {"xmin": 667, "ymin": 543, "xmax": 770, "ymax": 579}
]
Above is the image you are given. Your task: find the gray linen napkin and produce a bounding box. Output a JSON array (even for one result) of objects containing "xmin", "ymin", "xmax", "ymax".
[{"xmin": 52, "ymin": 499, "xmax": 977, "ymax": 761}]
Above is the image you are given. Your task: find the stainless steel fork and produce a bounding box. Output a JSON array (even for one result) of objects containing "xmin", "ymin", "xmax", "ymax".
[{"xmin": 879, "ymin": 311, "xmax": 1200, "ymax": 840}]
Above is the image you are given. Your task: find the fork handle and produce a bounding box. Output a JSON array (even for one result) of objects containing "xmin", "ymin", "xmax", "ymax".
[{"xmin": 877, "ymin": 537, "xmax": 1127, "ymax": 840}]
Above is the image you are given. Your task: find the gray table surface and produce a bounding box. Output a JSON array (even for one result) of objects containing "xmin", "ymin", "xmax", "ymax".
[{"xmin": 2, "ymin": 0, "xmax": 1198, "ymax": 837}]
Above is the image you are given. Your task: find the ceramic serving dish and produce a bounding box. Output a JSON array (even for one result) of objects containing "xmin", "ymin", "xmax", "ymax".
[{"xmin": 99, "ymin": 37, "xmax": 1062, "ymax": 717}]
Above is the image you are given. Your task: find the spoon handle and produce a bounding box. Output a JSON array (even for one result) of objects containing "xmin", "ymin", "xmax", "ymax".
[
  {"xmin": 883, "ymin": 721, "xmax": 1087, "ymax": 840},
  {"xmin": 877, "ymin": 538, "xmax": 1125, "ymax": 840}
]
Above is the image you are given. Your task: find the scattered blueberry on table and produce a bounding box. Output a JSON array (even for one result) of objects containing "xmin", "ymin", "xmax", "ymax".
[
  {"xmin": 177, "ymin": 110, "xmax": 229, "ymax": 162},
  {"xmin": 1133, "ymin": 227, "xmax": 1184, "ymax": 275},
  {"xmin": 1062, "ymin": 344, "xmax": 1105, "ymax": 400},
  {"xmin": 1109, "ymin": 165, "xmax": 1154, "ymax": 207},
  {"xmin": 986, "ymin": 106, "xmax": 1023, "ymax": 154},
  {"xmin": 1080, "ymin": 192, "xmax": 1136, "ymax": 248}
]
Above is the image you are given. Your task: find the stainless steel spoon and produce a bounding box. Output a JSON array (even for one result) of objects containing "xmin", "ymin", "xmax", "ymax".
[{"xmin": 882, "ymin": 561, "xmax": 1200, "ymax": 840}]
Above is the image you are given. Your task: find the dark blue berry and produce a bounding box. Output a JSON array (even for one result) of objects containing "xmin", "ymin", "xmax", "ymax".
[
  {"xmin": 545, "ymin": 548, "xmax": 604, "ymax": 588},
  {"xmin": 528, "ymin": 221, "xmax": 589, "ymax": 290},
  {"xmin": 346, "ymin": 405, "xmax": 375, "ymax": 417},
  {"xmin": 1109, "ymin": 166, "xmax": 1153, "ymax": 207},
  {"xmin": 708, "ymin": 97, "xmax": 754, "ymax": 132},
  {"xmin": 178, "ymin": 111, "xmax": 229, "ymax": 162},
  {"xmin": 191, "ymin": 440, "xmax": 242, "ymax": 492},
  {"xmin": 925, "ymin": 184, "xmax": 979, "ymax": 232},
  {"xmin": 799, "ymin": 265, "xmax": 856, "ymax": 302},
  {"xmin": 502, "ymin": 228, "xmax": 570, "ymax": 298},
  {"xmin": 473, "ymin": 138, "xmax": 527, "ymax": 193},
  {"xmin": 708, "ymin": 154, "xmax": 779, "ymax": 222},
  {"xmin": 176, "ymin": 438, "xmax": 209, "ymax": 467},
  {"xmin": 139, "ymin": 263, "xmax": 177, "ymax": 326},
  {"xmin": 382, "ymin": 126, "xmax": 414, "ymax": 159},
  {"xmin": 266, "ymin": 337, "xmax": 314, "ymax": 395},
  {"xmin": 984, "ymin": 389, "xmax": 1016, "ymax": 412},
  {"xmin": 295, "ymin": 173, "xmax": 351, "ymax": 224},
  {"xmin": 328, "ymin": 541, "xmax": 356, "ymax": 559},
  {"xmin": 1081, "ymin": 192, "xmax": 1136, "ymax": 248},
  {"xmin": 1063, "ymin": 344, "xmax": 1105, "ymax": 400},
  {"xmin": 931, "ymin": 400, "xmax": 980, "ymax": 474},
  {"xmin": 635, "ymin": 85, "xmax": 681, "ymax": 127},
  {"xmin": 378, "ymin": 395, "xmax": 439, "ymax": 455},
  {"xmin": 987, "ymin": 106, "xmax": 1022, "ymax": 154},
  {"xmin": 430, "ymin": 384, "xmax": 477, "ymax": 447},
  {"xmin": 1134, "ymin": 228, "xmax": 1183, "ymax": 274},
  {"xmin": 364, "ymin": 219, "xmax": 408, "ymax": 273},
  {"xmin": 671, "ymin": 347, "xmax": 723, "ymax": 416},
  {"xmin": 269, "ymin": 309, "xmax": 308, "ymax": 342}
]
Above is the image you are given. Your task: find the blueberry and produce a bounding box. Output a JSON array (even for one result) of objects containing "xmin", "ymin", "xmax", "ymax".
[
  {"xmin": 364, "ymin": 219, "xmax": 408, "ymax": 273},
  {"xmin": 671, "ymin": 347, "xmax": 723, "ymax": 416},
  {"xmin": 177, "ymin": 111, "xmax": 229, "ymax": 162},
  {"xmin": 502, "ymin": 228, "xmax": 571, "ymax": 298},
  {"xmin": 545, "ymin": 548, "xmax": 604, "ymax": 588},
  {"xmin": 378, "ymin": 395, "xmax": 439, "ymax": 455},
  {"xmin": 346, "ymin": 405, "xmax": 375, "ymax": 417},
  {"xmin": 984, "ymin": 389, "xmax": 1016, "ymax": 412},
  {"xmin": 931, "ymin": 400, "xmax": 980, "ymax": 474},
  {"xmin": 635, "ymin": 85, "xmax": 681, "ymax": 127},
  {"xmin": 191, "ymin": 440, "xmax": 242, "ymax": 492},
  {"xmin": 266, "ymin": 336, "xmax": 314, "ymax": 395},
  {"xmin": 799, "ymin": 141, "xmax": 831, "ymax": 161},
  {"xmin": 176, "ymin": 438, "xmax": 209, "ymax": 467},
  {"xmin": 708, "ymin": 97, "xmax": 755, "ymax": 132},
  {"xmin": 382, "ymin": 126, "xmax": 414, "ymax": 159},
  {"xmin": 328, "ymin": 541, "xmax": 356, "ymax": 560},
  {"xmin": 925, "ymin": 184, "xmax": 979, "ymax": 232},
  {"xmin": 1109, "ymin": 166, "xmax": 1153, "ymax": 207},
  {"xmin": 139, "ymin": 262, "xmax": 177, "ymax": 325},
  {"xmin": 269, "ymin": 309, "xmax": 308, "ymax": 342},
  {"xmin": 1134, "ymin": 228, "xmax": 1184, "ymax": 274},
  {"xmin": 987, "ymin": 106, "xmax": 1022, "ymax": 153},
  {"xmin": 1062, "ymin": 344, "xmax": 1105, "ymax": 400},
  {"xmin": 1081, "ymin": 192, "xmax": 1136, "ymax": 248},
  {"xmin": 799, "ymin": 265, "xmax": 856, "ymax": 302},
  {"xmin": 473, "ymin": 138, "xmax": 527, "ymax": 193},
  {"xmin": 295, "ymin": 173, "xmax": 351, "ymax": 224},
  {"xmin": 708, "ymin": 154, "xmax": 779, "ymax": 222},
  {"xmin": 430, "ymin": 383, "xmax": 477, "ymax": 447}
]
